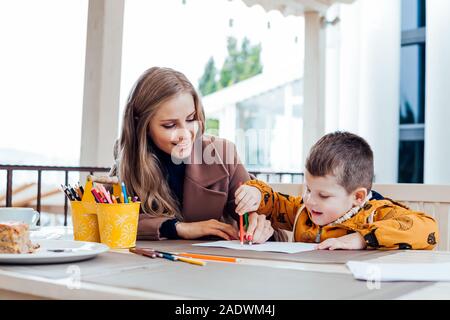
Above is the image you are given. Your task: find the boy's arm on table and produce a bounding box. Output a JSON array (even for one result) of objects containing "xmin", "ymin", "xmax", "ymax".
[
  {"xmin": 245, "ymin": 179, "xmax": 303, "ymax": 232},
  {"xmin": 356, "ymin": 206, "xmax": 439, "ymax": 250}
]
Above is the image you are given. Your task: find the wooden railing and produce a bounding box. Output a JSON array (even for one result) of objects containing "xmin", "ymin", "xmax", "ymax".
[{"xmin": 250, "ymin": 170, "xmax": 304, "ymax": 183}]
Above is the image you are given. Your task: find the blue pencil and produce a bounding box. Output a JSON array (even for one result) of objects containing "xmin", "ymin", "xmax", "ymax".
[
  {"xmin": 158, "ymin": 252, "xmax": 177, "ymax": 261},
  {"xmin": 121, "ymin": 182, "xmax": 129, "ymax": 203}
]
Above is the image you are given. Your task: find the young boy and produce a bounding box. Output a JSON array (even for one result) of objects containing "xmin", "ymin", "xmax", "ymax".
[{"xmin": 235, "ymin": 131, "xmax": 438, "ymax": 250}]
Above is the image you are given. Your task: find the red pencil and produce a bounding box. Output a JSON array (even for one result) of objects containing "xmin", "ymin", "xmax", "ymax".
[
  {"xmin": 239, "ymin": 214, "xmax": 244, "ymax": 245},
  {"xmin": 90, "ymin": 189, "xmax": 102, "ymax": 203},
  {"xmin": 237, "ymin": 181, "xmax": 245, "ymax": 245}
]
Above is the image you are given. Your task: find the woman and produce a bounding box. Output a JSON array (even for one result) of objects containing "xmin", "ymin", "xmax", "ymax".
[{"xmin": 110, "ymin": 67, "xmax": 273, "ymax": 242}]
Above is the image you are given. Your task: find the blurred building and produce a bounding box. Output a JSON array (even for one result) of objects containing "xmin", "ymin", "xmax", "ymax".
[
  {"xmin": 209, "ymin": 0, "xmax": 450, "ymax": 184},
  {"xmin": 202, "ymin": 67, "xmax": 303, "ymax": 173}
]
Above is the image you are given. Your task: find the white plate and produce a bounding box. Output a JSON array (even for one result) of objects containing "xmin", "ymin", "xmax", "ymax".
[{"xmin": 0, "ymin": 240, "xmax": 109, "ymax": 265}]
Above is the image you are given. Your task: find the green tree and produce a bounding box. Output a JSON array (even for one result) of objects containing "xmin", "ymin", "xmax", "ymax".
[
  {"xmin": 198, "ymin": 57, "xmax": 218, "ymax": 96},
  {"xmin": 205, "ymin": 118, "xmax": 220, "ymax": 137},
  {"xmin": 198, "ymin": 36, "xmax": 263, "ymax": 96}
]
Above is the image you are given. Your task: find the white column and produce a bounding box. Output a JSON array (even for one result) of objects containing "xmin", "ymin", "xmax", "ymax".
[
  {"xmin": 324, "ymin": 5, "xmax": 342, "ymax": 133},
  {"xmin": 303, "ymin": 11, "xmax": 326, "ymax": 161},
  {"xmin": 222, "ymin": 104, "xmax": 237, "ymax": 143},
  {"xmin": 337, "ymin": 1, "xmax": 362, "ymax": 133},
  {"xmin": 80, "ymin": 0, "xmax": 125, "ymax": 167},
  {"xmin": 424, "ymin": 0, "xmax": 450, "ymax": 184},
  {"xmin": 357, "ymin": 0, "xmax": 401, "ymax": 183}
]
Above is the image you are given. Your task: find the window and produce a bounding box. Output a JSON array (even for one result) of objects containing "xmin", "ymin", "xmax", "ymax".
[
  {"xmin": 398, "ymin": 0, "xmax": 426, "ymax": 183},
  {"xmin": 235, "ymin": 80, "xmax": 303, "ymax": 173}
]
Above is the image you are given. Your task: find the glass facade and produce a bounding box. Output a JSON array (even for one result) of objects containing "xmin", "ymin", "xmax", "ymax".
[
  {"xmin": 398, "ymin": 141, "xmax": 424, "ymax": 183},
  {"xmin": 400, "ymin": 44, "xmax": 425, "ymax": 124},
  {"xmin": 398, "ymin": 0, "xmax": 426, "ymax": 183},
  {"xmin": 401, "ymin": 0, "xmax": 426, "ymax": 31},
  {"xmin": 235, "ymin": 80, "xmax": 303, "ymax": 172}
]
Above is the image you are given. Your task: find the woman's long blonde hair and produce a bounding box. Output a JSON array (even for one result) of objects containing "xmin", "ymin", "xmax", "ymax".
[{"xmin": 118, "ymin": 67, "xmax": 205, "ymax": 218}]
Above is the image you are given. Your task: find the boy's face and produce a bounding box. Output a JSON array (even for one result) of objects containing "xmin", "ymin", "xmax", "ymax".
[{"xmin": 303, "ymin": 171, "xmax": 363, "ymax": 226}]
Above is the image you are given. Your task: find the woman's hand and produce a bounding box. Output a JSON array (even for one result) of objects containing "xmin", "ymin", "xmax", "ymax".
[
  {"xmin": 175, "ymin": 219, "xmax": 239, "ymax": 240},
  {"xmin": 243, "ymin": 212, "xmax": 274, "ymax": 244},
  {"xmin": 316, "ymin": 232, "xmax": 367, "ymax": 250},
  {"xmin": 234, "ymin": 185, "xmax": 262, "ymax": 216}
]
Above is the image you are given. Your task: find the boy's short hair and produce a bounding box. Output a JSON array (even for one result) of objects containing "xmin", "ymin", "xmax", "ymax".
[{"xmin": 305, "ymin": 131, "xmax": 374, "ymax": 193}]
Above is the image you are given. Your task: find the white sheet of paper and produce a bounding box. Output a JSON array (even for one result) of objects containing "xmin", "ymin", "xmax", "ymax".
[
  {"xmin": 346, "ymin": 261, "xmax": 450, "ymax": 282},
  {"xmin": 193, "ymin": 240, "xmax": 317, "ymax": 254}
]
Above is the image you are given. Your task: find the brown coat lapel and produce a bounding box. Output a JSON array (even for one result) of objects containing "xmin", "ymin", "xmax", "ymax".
[{"xmin": 182, "ymin": 136, "xmax": 238, "ymax": 222}]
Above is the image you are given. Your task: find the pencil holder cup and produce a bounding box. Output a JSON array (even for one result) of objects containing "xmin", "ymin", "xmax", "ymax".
[
  {"xmin": 96, "ymin": 202, "xmax": 140, "ymax": 249},
  {"xmin": 70, "ymin": 201, "xmax": 100, "ymax": 242},
  {"xmin": 70, "ymin": 180, "xmax": 140, "ymax": 248}
]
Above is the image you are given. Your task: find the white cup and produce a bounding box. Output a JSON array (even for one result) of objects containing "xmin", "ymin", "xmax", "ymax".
[{"xmin": 0, "ymin": 207, "xmax": 40, "ymax": 230}]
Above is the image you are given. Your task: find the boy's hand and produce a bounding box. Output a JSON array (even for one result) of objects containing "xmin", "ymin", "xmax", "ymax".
[
  {"xmin": 234, "ymin": 185, "xmax": 261, "ymax": 216},
  {"xmin": 316, "ymin": 232, "xmax": 367, "ymax": 250},
  {"xmin": 244, "ymin": 212, "xmax": 274, "ymax": 244}
]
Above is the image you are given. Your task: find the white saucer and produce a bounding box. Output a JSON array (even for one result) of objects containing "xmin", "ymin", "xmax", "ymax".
[{"xmin": 0, "ymin": 240, "xmax": 109, "ymax": 265}]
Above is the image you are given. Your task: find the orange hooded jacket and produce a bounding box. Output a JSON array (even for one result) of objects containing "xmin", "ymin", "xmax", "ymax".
[{"xmin": 246, "ymin": 180, "xmax": 438, "ymax": 250}]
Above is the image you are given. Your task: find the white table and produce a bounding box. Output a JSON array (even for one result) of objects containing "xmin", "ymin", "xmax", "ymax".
[{"xmin": 0, "ymin": 227, "xmax": 449, "ymax": 300}]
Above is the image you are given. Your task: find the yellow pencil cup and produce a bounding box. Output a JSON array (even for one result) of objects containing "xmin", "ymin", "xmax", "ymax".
[
  {"xmin": 70, "ymin": 201, "xmax": 101, "ymax": 242},
  {"xmin": 96, "ymin": 202, "xmax": 141, "ymax": 249}
]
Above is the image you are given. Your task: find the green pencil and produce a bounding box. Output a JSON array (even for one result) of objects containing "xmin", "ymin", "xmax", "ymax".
[
  {"xmin": 244, "ymin": 212, "xmax": 248, "ymax": 230},
  {"xmin": 244, "ymin": 212, "xmax": 252, "ymax": 245}
]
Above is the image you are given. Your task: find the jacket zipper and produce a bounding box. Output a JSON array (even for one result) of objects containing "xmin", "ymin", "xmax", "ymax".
[{"xmin": 315, "ymin": 227, "xmax": 322, "ymax": 243}]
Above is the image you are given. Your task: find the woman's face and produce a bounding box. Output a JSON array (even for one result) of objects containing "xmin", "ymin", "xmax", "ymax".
[{"xmin": 148, "ymin": 92, "xmax": 198, "ymax": 159}]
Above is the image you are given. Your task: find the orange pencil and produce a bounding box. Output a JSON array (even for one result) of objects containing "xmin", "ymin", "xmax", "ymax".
[
  {"xmin": 74, "ymin": 186, "xmax": 83, "ymax": 200},
  {"xmin": 178, "ymin": 253, "xmax": 238, "ymax": 263}
]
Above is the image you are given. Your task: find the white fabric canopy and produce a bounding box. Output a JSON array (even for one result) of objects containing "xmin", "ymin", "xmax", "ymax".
[{"xmin": 242, "ymin": 0, "xmax": 354, "ymax": 16}]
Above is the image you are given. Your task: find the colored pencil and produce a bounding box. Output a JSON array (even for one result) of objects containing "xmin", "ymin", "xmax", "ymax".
[
  {"xmin": 78, "ymin": 183, "xmax": 84, "ymax": 195},
  {"xmin": 158, "ymin": 252, "xmax": 177, "ymax": 261},
  {"xmin": 154, "ymin": 250, "xmax": 206, "ymax": 266},
  {"xmin": 101, "ymin": 185, "xmax": 113, "ymax": 203},
  {"xmin": 121, "ymin": 182, "xmax": 129, "ymax": 203},
  {"xmin": 61, "ymin": 185, "xmax": 74, "ymax": 201},
  {"xmin": 74, "ymin": 185, "xmax": 83, "ymax": 200},
  {"xmin": 132, "ymin": 248, "xmax": 205, "ymax": 266},
  {"xmin": 176, "ymin": 256, "xmax": 206, "ymax": 266},
  {"xmin": 178, "ymin": 252, "xmax": 238, "ymax": 263},
  {"xmin": 68, "ymin": 185, "xmax": 81, "ymax": 201},
  {"xmin": 243, "ymin": 212, "xmax": 252, "ymax": 244},
  {"xmin": 90, "ymin": 189, "xmax": 102, "ymax": 203},
  {"xmin": 239, "ymin": 214, "xmax": 244, "ymax": 245},
  {"xmin": 129, "ymin": 247, "xmax": 157, "ymax": 258}
]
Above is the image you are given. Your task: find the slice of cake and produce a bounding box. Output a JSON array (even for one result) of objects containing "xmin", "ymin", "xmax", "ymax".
[{"xmin": 0, "ymin": 222, "xmax": 40, "ymax": 254}]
